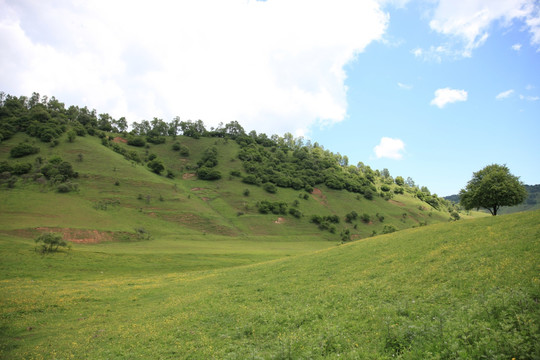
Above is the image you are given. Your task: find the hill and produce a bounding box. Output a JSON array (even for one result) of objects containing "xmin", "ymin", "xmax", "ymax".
[
  {"xmin": 0, "ymin": 92, "xmax": 478, "ymax": 254},
  {"xmin": 1, "ymin": 209, "xmax": 538, "ymax": 358}
]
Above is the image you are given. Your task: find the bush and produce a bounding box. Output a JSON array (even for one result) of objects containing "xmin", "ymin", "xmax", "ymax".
[
  {"xmin": 197, "ymin": 166, "xmax": 222, "ymax": 180},
  {"xmin": 179, "ymin": 145, "xmax": 190, "ymax": 157},
  {"xmin": 127, "ymin": 136, "xmax": 146, "ymax": 147},
  {"xmin": 289, "ymin": 208, "xmax": 302, "ymax": 218},
  {"xmin": 10, "ymin": 143, "xmax": 40, "ymax": 158},
  {"xmin": 257, "ymin": 200, "xmax": 288, "ymax": 215},
  {"xmin": 35, "ymin": 232, "xmax": 69, "ymax": 253},
  {"xmin": 450, "ymin": 211, "xmax": 460, "ymax": 221},
  {"xmin": 148, "ymin": 159, "xmax": 165, "ymax": 174},
  {"xmin": 242, "ymin": 174, "xmax": 261, "ymax": 185},
  {"xmin": 380, "ymin": 184, "xmax": 391, "ymax": 192},
  {"xmin": 57, "ymin": 181, "xmax": 78, "ymax": 193},
  {"xmin": 382, "ymin": 225, "xmax": 397, "ymax": 234},
  {"xmin": 364, "ymin": 189, "xmax": 374, "ymax": 200},
  {"xmin": 0, "ymin": 161, "xmax": 12, "ymax": 173},
  {"xmin": 345, "ymin": 211, "xmax": 358, "ymax": 223},
  {"xmin": 263, "ymin": 182, "xmax": 277, "ymax": 193},
  {"xmin": 360, "ymin": 213, "xmax": 371, "ymax": 223},
  {"xmin": 11, "ymin": 162, "xmax": 32, "ymax": 175}
]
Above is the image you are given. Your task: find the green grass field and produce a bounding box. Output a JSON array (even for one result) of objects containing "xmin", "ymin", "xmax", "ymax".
[
  {"xmin": 3, "ymin": 131, "xmax": 536, "ymax": 359},
  {"xmin": 1, "ymin": 210, "xmax": 538, "ymax": 359}
]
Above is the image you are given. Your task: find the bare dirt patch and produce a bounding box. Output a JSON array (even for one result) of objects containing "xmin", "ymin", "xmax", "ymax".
[
  {"xmin": 183, "ymin": 173, "xmax": 196, "ymax": 180},
  {"xmin": 35, "ymin": 227, "xmax": 115, "ymax": 244},
  {"xmin": 311, "ymin": 188, "xmax": 328, "ymax": 206},
  {"xmin": 191, "ymin": 187, "xmax": 204, "ymax": 191},
  {"xmin": 389, "ymin": 200, "xmax": 406, "ymax": 207},
  {"xmin": 201, "ymin": 197, "xmax": 210, "ymax": 201},
  {"xmin": 112, "ymin": 137, "xmax": 128, "ymax": 143},
  {"xmin": 274, "ymin": 217, "xmax": 286, "ymax": 224}
]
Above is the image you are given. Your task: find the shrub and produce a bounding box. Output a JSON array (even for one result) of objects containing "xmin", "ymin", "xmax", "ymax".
[
  {"xmin": 382, "ymin": 225, "xmax": 397, "ymax": 234},
  {"xmin": 11, "ymin": 162, "xmax": 32, "ymax": 175},
  {"xmin": 0, "ymin": 161, "xmax": 12, "ymax": 173},
  {"xmin": 289, "ymin": 208, "xmax": 302, "ymax": 218},
  {"xmin": 360, "ymin": 213, "xmax": 371, "ymax": 223},
  {"xmin": 345, "ymin": 211, "xmax": 358, "ymax": 223},
  {"xmin": 263, "ymin": 182, "xmax": 277, "ymax": 193},
  {"xmin": 172, "ymin": 142, "xmax": 181, "ymax": 151},
  {"xmin": 34, "ymin": 232, "xmax": 69, "ymax": 253},
  {"xmin": 148, "ymin": 159, "xmax": 164, "ymax": 174},
  {"xmin": 364, "ymin": 189, "xmax": 374, "ymax": 200},
  {"xmin": 197, "ymin": 167, "xmax": 222, "ymax": 180},
  {"xmin": 243, "ymin": 189, "xmax": 250, "ymax": 196},
  {"xmin": 127, "ymin": 136, "xmax": 146, "ymax": 147},
  {"xmin": 380, "ymin": 184, "xmax": 391, "ymax": 192},
  {"xmin": 242, "ymin": 174, "xmax": 260, "ymax": 185},
  {"xmin": 179, "ymin": 145, "xmax": 190, "ymax": 157},
  {"xmin": 67, "ymin": 130, "xmax": 76, "ymax": 143},
  {"xmin": 10, "ymin": 143, "xmax": 40, "ymax": 158},
  {"xmin": 57, "ymin": 181, "xmax": 78, "ymax": 193}
]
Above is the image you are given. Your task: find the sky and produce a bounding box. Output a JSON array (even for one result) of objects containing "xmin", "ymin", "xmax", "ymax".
[{"xmin": 1, "ymin": 0, "xmax": 539, "ymax": 196}]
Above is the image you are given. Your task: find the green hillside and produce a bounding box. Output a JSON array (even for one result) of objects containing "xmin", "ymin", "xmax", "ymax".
[
  {"xmin": 1, "ymin": 210, "xmax": 538, "ymax": 359},
  {"xmin": 0, "ymin": 92, "xmax": 475, "ymax": 251}
]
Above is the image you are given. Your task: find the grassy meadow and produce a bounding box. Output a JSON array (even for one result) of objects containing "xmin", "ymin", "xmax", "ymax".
[
  {"xmin": 2, "ymin": 130, "xmax": 537, "ymax": 359},
  {"xmin": 1, "ymin": 210, "xmax": 539, "ymax": 359}
]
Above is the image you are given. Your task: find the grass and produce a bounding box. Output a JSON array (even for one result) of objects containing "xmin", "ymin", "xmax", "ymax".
[{"xmin": 1, "ymin": 210, "xmax": 538, "ymax": 359}]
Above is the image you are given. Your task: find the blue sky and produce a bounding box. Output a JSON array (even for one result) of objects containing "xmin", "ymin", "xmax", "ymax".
[
  {"xmin": 1, "ymin": 0, "xmax": 539, "ymax": 196},
  {"xmin": 310, "ymin": 1, "xmax": 540, "ymax": 195}
]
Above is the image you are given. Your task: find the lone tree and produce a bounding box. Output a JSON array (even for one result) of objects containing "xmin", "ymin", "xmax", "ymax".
[{"xmin": 459, "ymin": 164, "xmax": 527, "ymax": 216}]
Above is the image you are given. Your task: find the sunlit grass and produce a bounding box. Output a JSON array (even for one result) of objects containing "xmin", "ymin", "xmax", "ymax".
[{"xmin": 1, "ymin": 211, "xmax": 538, "ymax": 359}]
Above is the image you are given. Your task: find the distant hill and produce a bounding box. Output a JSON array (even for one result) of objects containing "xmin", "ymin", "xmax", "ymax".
[{"xmin": 444, "ymin": 184, "xmax": 540, "ymax": 215}]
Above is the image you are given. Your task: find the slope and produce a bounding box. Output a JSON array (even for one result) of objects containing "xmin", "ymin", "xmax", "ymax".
[{"xmin": 1, "ymin": 210, "xmax": 538, "ymax": 359}]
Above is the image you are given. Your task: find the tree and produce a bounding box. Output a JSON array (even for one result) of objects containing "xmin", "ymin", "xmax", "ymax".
[{"xmin": 459, "ymin": 164, "xmax": 527, "ymax": 216}]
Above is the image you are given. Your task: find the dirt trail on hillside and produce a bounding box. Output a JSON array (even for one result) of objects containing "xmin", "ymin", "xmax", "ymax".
[{"xmin": 312, "ymin": 188, "xmax": 328, "ymax": 206}]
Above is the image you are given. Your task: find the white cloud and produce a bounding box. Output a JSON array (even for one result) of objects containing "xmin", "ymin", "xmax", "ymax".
[
  {"xmin": 0, "ymin": 0, "xmax": 389, "ymax": 136},
  {"xmin": 512, "ymin": 43, "xmax": 522, "ymax": 51},
  {"xmin": 397, "ymin": 82, "xmax": 412, "ymax": 90},
  {"xmin": 374, "ymin": 137, "xmax": 405, "ymax": 160},
  {"xmin": 430, "ymin": 88, "xmax": 468, "ymax": 108},
  {"xmin": 520, "ymin": 94, "xmax": 540, "ymax": 101},
  {"xmin": 496, "ymin": 89, "xmax": 515, "ymax": 100},
  {"xmin": 424, "ymin": 0, "xmax": 540, "ymax": 58}
]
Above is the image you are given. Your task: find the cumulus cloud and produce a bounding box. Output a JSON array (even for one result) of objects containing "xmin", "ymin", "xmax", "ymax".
[
  {"xmin": 0, "ymin": 0, "xmax": 389, "ymax": 136},
  {"xmin": 374, "ymin": 137, "xmax": 405, "ymax": 160},
  {"xmin": 420, "ymin": 0, "xmax": 540, "ymax": 58},
  {"xmin": 512, "ymin": 43, "xmax": 522, "ymax": 51},
  {"xmin": 431, "ymin": 88, "xmax": 468, "ymax": 108},
  {"xmin": 496, "ymin": 89, "xmax": 515, "ymax": 100}
]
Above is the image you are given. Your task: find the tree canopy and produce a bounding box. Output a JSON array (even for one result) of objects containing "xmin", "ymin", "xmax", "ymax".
[{"xmin": 459, "ymin": 164, "xmax": 527, "ymax": 216}]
